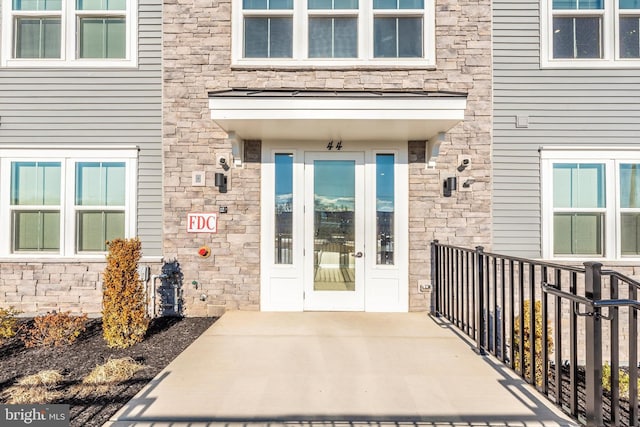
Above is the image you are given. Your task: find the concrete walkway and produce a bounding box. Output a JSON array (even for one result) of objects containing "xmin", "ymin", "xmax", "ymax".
[{"xmin": 106, "ymin": 312, "xmax": 578, "ymax": 427}]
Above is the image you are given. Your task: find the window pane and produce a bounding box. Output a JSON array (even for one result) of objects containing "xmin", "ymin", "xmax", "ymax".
[
  {"xmin": 244, "ymin": 17, "xmax": 292, "ymax": 58},
  {"xmin": 244, "ymin": 18, "xmax": 268, "ymax": 57},
  {"xmin": 274, "ymin": 153, "xmax": 293, "ymax": 264},
  {"xmin": 76, "ymin": 0, "xmax": 125, "ymax": 10},
  {"xmin": 15, "ymin": 18, "xmax": 61, "ymax": 58},
  {"xmin": 309, "ymin": 0, "xmax": 332, "ymax": 8},
  {"xmin": 399, "ymin": 0, "xmax": 423, "ymax": 8},
  {"xmin": 620, "ymin": 164, "xmax": 640, "ymax": 208},
  {"xmin": 77, "ymin": 211, "xmax": 124, "ymax": 252},
  {"xmin": 11, "ymin": 162, "xmax": 61, "ymax": 205},
  {"xmin": 553, "ymin": 17, "xmax": 601, "ymax": 58},
  {"xmin": 620, "ymin": 17, "xmax": 640, "ymax": 58},
  {"xmin": 269, "ymin": 17, "xmax": 293, "ymax": 57},
  {"xmin": 554, "ymin": 213, "xmax": 603, "ymax": 255},
  {"xmin": 377, "ymin": 154, "xmax": 394, "ymax": 265},
  {"xmin": 243, "ymin": 0, "xmax": 292, "ymax": 9},
  {"xmin": 621, "ymin": 0, "xmax": 640, "ymax": 8},
  {"xmin": 335, "ymin": 0, "xmax": 358, "ymax": 8},
  {"xmin": 309, "ymin": 0, "xmax": 358, "ymax": 9},
  {"xmin": 79, "ymin": 18, "xmax": 126, "ymax": 58},
  {"xmin": 621, "ymin": 213, "xmax": 640, "ymax": 256},
  {"xmin": 374, "ymin": 0, "xmax": 397, "ymax": 8},
  {"xmin": 374, "ymin": 17, "xmax": 397, "ymax": 57},
  {"xmin": 553, "ymin": 0, "xmax": 603, "ymax": 9},
  {"xmin": 398, "ymin": 17, "xmax": 422, "ymax": 57},
  {"xmin": 374, "ymin": 0, "xmax": 423, "ymax": 8},
  {"xmin": 76, "ymin": 162, "xmax": 126, "ymax": 206},
  {"xmin": 309, "ymin": 17, "xmax": 357, "ymax": 58},
  {"xmin": 553, "ymin": 163, "xmax": 605, "ymax": 208},
  {"xmin": 309, "ymin": 18, "xmax": 333, "ymax": 57},
  {"xmin": 374, "ymin": 17, "xmax": 422, "ymax": 57},
  {"xmin": 13, "ymin": 211, "xmax": 60, "ymax": 252},
  {"xmin": 13, "ymin": 0, "xmax": 61, "ymax": 10}
]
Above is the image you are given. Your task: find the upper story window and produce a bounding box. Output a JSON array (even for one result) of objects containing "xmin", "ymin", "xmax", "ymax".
[
  {"xmin": 0, "ymin": 147, "xmax": 137, "ymax": 258},
  {"xmin": 232, "ymin": 0, "xmax": 435, "ymax": 67},
  {"xmin": 541, "ymin": 149, "xmax": 640, "ymax": 260},
  {"xmin": 1, "ymin": 0, "xmax": 137, "ymax": 67},
  {"xmin": 542, "ymin": 0, "xmax": 640, "ymax": 67}
]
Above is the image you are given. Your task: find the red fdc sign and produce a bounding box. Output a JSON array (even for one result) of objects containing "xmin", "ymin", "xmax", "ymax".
[{"xmin": 187, "ymin": 213, "xmax": 218, "ymax": 233}]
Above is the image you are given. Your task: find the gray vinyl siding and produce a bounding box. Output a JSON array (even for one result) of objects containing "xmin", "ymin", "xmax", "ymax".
[
  {"xmin": 0, "ymin": 0, "xmax": 162, "ymax": 257},
  {"xmin": 492, "ymin": 0, "xmax": 640, "ymax": 258}
]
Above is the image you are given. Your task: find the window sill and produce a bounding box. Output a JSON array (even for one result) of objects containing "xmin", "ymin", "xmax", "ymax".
[
  {"xmin": 0, "ymin": 58, "xmax": 138, "ymax": 68},
  {"xmin": 231, "ymin": 59, "xmax": 436, "ymax": 71},
  {"xmin": 0, "ymin": 255, "xmax": 163, "ymax": 263},
  {"xmin": 540, "ymin": 58, "xmax": 640, "ymax": 69}
]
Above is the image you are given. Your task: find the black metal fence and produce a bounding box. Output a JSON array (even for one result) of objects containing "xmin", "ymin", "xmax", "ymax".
[{"xmin": 431, "ymin": 240, "xmax": 639, "ymax": 427}]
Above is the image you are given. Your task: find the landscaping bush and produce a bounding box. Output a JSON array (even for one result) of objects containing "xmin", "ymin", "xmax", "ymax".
[
  {"xmin": 2, "ymin": 370, "xmax": 64, "ymax": 404},
  {"xmin": 21, "ymin": 311, "xmax": 88, "ymax": 348},
  {"xmin": 513, "ymin": 299, "xmax": 554, "ymax": 385},
  {"xmin": 0, "ymin": 306, "xmax": 21, "ymax": 343},
  {"xmin": 602, "ymin": 362, "xmax": 640, "ymax": 400},
  {"xmin": 102, "ymin": 237, "xmax": 149, "ymax": 349}
]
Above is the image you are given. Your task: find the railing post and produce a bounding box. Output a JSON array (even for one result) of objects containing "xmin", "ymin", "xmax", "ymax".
[
  {"xmin": 474, "ymin": 246, "xmax": 486, "ymax": 355},
  {"xmin": 430, "ymin": 240, "xmax": 440, "ymax": 316},
  {"xmin": 584, "ymin": 262, "xmax": 603, "ymax": 427}
]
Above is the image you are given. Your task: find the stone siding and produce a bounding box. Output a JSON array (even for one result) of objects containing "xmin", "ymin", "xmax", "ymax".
[
  {"xmin": 0, "ymin": 260, "xmax": 162, "ymax": 316},
  {"xmin": 163, "ymin": 0, "xmax": 493, "ymax": 314}
]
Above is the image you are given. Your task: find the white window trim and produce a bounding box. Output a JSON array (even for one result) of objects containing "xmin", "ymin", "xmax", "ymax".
[
  {"xmin": 231, "ymin": 0, "xmax": 436, "ymax": 68},
  {"xmin": 0, "ymin": 146, "xmax": 138, "ymax": 258},
  {"xmin": 541, "ymin": 147, "xmax": 640, "ymax": 261},
  {"xmin": 541, "ymin": 0, "xmax": 640, "ymax": 68},
  {"xmin": 1, "ymin": 0, "xmax": 138, "ymax": 67}
]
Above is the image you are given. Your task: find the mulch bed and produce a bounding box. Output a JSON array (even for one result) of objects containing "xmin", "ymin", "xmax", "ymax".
[{"xmin": 0, "ymin": 316, "xmax": 217, "ymax": 426}]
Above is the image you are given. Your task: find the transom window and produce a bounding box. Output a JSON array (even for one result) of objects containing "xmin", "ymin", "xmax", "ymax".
[
  {"xmin": 0, "ymin": 148, "xmax": 137, "ymax": 257},
  {"xmin": 1, "ymin": 0, "xmax": 137, "ymax": 67},
  {"xmin": 542, "ymin": 150, "xmax": 640, "ymax": 259},
  {"xmin": 232, "ymin": 0, "xmax": 435, "ymax": 67},
  {"xmin": 542, "ymin": 0, "xmax": 640, "ymax": 66}
]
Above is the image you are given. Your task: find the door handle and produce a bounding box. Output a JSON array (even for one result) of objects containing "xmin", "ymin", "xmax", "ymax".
[{"xmin": 351, "ymin": 252, "xmax": 363, "ymax": 258}]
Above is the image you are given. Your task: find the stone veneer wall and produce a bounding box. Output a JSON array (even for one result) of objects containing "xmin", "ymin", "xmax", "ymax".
[
  {"xmin": 163, "ymin": 0, "xmax": 493, "ymax": 315},
  {"xmin": 0, "ymin": 260, "xmax": 162, "ymax": 316}
]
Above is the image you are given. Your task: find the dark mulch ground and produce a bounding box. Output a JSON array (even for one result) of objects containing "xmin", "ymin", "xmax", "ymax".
[{"xmin": 0, "ymin": 316, "xmax": 217, "ymax": 427}]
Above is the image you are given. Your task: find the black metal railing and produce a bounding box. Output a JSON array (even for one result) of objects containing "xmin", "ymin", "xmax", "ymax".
[{"xmin": 431, "ymin": 240, "xmax": 640, "ymax": 427}]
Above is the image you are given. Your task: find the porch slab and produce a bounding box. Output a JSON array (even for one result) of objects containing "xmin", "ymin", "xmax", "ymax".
[{"xmin": 106, "ymin": 311, "xmax": 578, "ymax": 427}]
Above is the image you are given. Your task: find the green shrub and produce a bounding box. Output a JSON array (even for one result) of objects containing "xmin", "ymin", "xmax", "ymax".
[
  {"xmin": 513, "ymin": 300, "xmax": 554, "ymax": 385},
  {"xmin": 0, "ymin": 307, "xmax": 21, "ymax": 343},
  {"xmin": 21, "ymin": 311, "xmax": 88, "ymax": 348},
  {"xmin": 602, "ymin": 362, "xmax": 640, "ymax": 400},
  {"xmin": 102, "ymin": 237, "xmax": 149, "ymax": 349}
]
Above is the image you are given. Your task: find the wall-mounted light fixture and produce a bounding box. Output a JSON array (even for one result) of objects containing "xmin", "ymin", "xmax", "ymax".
[
  {"xmin": 463, "ymin": 178, "xmax": 476, "ymax": 188},
  {"xmin": 457, "ymin": 157, "xmax": 471, "ymax": 172},
  {"xmin": 215, "ymin": 172, "xmax": 227, "ymax": 193},
  {"xmin": 443, "ymin": 176, "xmax": 457, "ymax": 197}
]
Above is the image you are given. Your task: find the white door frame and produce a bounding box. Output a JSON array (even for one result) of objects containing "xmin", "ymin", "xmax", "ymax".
[{"xmin": 260, "ymin": 140, "xmax": 408, "ymax": 312}]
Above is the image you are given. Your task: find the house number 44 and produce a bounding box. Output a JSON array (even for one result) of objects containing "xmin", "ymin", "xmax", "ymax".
[{"xmin": 326, "ymin": 140, "xmax": 343, "ymax": 151}]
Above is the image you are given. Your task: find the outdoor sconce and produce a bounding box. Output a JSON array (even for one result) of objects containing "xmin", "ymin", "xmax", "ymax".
[
  {"xmin": 463, "ymin": 178, "xmax": 476, "ymax": 188},
  {"xmin": 443, "ymin": 177, "xmax": 457, "ymax": 197},
  {"xmin": 457, "ymin": 157, "xmax": 471, "ymax": 172},
  {"xmin": 214, "ymin": 173, "xmax": 227, "ymax": 193}
]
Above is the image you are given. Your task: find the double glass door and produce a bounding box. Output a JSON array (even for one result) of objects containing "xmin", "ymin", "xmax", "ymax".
[{"xmin": 304, "ymin": 152, "xmax": 365, "ymax": 311}]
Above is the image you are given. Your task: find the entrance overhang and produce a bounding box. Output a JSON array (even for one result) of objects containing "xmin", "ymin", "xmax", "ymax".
[{"xmin": 208, "ymin": 89, "xmax": 467, "ymax": 141}]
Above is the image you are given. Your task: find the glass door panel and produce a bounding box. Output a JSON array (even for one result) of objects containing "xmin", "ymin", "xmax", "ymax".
[{"xmin": 313, "ymin": 160, "xmax": 356, "ymax": 291}]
